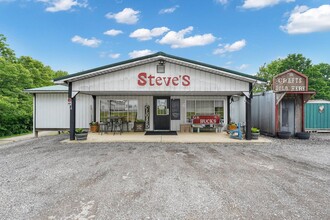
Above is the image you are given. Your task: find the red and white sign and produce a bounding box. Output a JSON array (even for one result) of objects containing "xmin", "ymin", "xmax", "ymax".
[
  {"xmin": 137, "ymin": 72, "xmax": 190, "ymax": 87},
  {"xmin": 192, "ymin": 115, "xmax": 220, "ymax": 125}
]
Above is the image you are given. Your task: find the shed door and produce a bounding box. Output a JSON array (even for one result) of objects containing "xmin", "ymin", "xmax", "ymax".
[{"xmin": 281, "ymin": 98, "xmax": 295, "ymax": 134}]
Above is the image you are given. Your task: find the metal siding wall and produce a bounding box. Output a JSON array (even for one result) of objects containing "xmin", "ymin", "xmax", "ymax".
[
  {"xmin": 76, "ymin": 94, "xmax": 93, "ymax": 128},
  {"xmin": 251, "ymin": 92, "xmax": 276, "ymax": 135},
  {"xmin": 305, "ymin": 103, "xmax": 330, "ymax": 130},
  {"xmin": 72, "ymin": 61, "xmax": 249, "ymax": 92},
  {"xmin": 229, "ymin": 96, "xmax": 246, "ymax": 125},
  {"xmin": 36, "ymin": 94, "xmax": 70, "ymax": 129}
]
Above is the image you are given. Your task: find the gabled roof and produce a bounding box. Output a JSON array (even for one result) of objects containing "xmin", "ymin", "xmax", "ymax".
[
  {"xmin": 54, "ymin": 52, "xmax": 267, "ymax": 84},
  {"xmin": 24, "ymin": 85, "xmax": 68, "ymax": 93}
]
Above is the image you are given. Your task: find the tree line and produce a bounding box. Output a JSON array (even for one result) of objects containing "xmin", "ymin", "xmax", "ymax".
[{"xmin": 0, "ymin": 34, "xmax": 67, "ymax": 136}]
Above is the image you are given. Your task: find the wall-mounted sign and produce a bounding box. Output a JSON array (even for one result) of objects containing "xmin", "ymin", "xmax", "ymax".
[
  {"xmin": 137, "ymin": 72, "xmax": 190, "ymax": 87},
  {"xmin": 171, "ymin": 99, "xmax": 180, "ymax": 120},
  {"xmin": 273, "ymin": 69, "xmax": 308, "ymax": 92}
]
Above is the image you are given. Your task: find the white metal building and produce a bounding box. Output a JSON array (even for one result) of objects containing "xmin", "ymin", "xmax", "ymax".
[{"xmin": 26, "ymin": 52, "xmax": 266, "ymax": 140}]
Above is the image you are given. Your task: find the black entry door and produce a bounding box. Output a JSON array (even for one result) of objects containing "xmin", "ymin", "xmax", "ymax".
[{"xmin": 153, "ymin": 96, "xmax": 170, "ymax": 130}]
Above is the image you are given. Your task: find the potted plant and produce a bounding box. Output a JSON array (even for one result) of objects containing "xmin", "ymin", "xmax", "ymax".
[
  {"xmin": 89, "ymin": 121, "xmax": 99, "ymax": 133},
  {"xmin": 75, "ymin": 128, "xmax": 88, "ymax": 141},
  {"xmin": 227, "ymin": 122, "xmax": 237, "ymax": 131},
  {"xmin": 251, "ymin": 127, "xmax": 260, "ymax": 140},
  {"xmin": 134, "ymin": 119, "xmax": 145, "ymax": 132}
]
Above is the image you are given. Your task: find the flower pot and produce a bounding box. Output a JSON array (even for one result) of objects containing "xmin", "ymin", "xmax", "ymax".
[
  {"xmin": 228, "ymin": 124, "xmax": 237, "ymax": 130},
  {"xmin": 75, "ymin": 132, "xmax": 88, "ymax": 141},
  {"xmin": 251, "ymin": 132, "xmax": 260, "ymax": 140},
  {"xmin": 295, "ymin": 132, "xmax": 310, "ymax": 140},
  {"xmin": 277, "ymin": 131, "xmax": 291, "ymax": 139},
  {"xmin": 134, "ymin": 122, "xmax": 145, "ymax": 132},
  {"xmin": 90, "ymin": 125, "xmax": 99, "ymax": 133}
]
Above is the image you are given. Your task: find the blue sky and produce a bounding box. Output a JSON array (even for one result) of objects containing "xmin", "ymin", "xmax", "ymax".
[{"xmin": 1, "ymin": 0, "xmax": 330, "ymax": 75}]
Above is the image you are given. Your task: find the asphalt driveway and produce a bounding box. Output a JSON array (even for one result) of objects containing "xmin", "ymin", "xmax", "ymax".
[{"xmin": 0, "ymin": 134, "xmax": 329, "ymax": 219}]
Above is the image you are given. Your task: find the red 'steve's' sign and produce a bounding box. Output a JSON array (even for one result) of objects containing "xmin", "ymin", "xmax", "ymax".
[{"xmin": 138, "ymin": 72, "xmax": 190, "ymax": 87}]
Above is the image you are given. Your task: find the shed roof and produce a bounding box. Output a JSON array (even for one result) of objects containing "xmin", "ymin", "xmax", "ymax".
[
  {"xmin": 24, "ymin": 85, "xmax": 68, "ymax": 94},
  {"xmin": 54, "ymin": 52, "xmax": 267, "ymax": 84}
]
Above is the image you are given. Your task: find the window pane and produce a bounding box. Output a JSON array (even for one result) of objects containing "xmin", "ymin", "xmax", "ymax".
[
  {"xmin": 157, "ymin": 99, "xmax": 168, "ymax": 115},
  {"xmin": 215, "ymin": 100, "xmax": 224, "ymax": 119},
  {"xmin": 186, "ymin": 100, "xmax": 195, "ymax": 122},
  {"xmin": 100, "ymin": 100, "xmax": 110, "ymax": 122},
  {"xmin": 196, "ymin": 100, "xmax": 213, "ymax": 115},
  {"xmin": 127, "ymin": 100, "xmax": 138, "ymax": 122}
]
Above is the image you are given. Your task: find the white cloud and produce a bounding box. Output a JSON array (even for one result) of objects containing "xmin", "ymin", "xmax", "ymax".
[
  {"xmin": 157, "ymin": 26, "xmax": 216, "ymax": 48},
  {"xmin": 130, "ymin": 27, "xmax": 170, "ymax": 41},
  {"xmin": 129, "ymin": 49, "xmax": 155, "ymax": 58},
  {"xmin": 37, "ymin": 0, "xmax": 87, "ymax": 12},
  {"xmin": 109, "ymin": 53, "xmax": 120, "ymax": 59},
  {"xmin": 159, "ymin": 5, "xmax": 179, "ymax": 14},
  {"xmin": 103, "ymin": 29, "xmax": 123, "ymax": 36},
  {"xmin": 215, "ymin": 0, "xmax": 229, "ymax": 5},
  {"xmin": 242, "ymin": 0, "xmax": 294, "ymax": 9},
  {"xmin": 71, "ymin": 35, "xmax": 101, "ymax": 48},
  {"xmin": 105, "ymin": 8, "xmax": 140, "ymax": 25},
  {"xmin": 281, "ymin": 5, "xmax": 330, "ymax": 34},
  {"xmin": 237, "ymin": 64, "xmax": 249, "ymax": 70},
  {"xmin": 213, "ymin": 39, "xmax": 246, "ymax": 55}
]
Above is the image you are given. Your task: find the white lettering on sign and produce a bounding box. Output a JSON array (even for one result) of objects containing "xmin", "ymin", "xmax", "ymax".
[{"xmin": 273, "ymin": 71, "xmax": 307, "ymax": 92}]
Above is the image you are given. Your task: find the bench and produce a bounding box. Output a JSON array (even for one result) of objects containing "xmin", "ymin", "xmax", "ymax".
[{"xmin": 191, "ymin": 115, "xmax": 223, "ymax": 133}]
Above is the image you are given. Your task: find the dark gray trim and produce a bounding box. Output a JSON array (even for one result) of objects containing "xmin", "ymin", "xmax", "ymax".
[
  {"xmin": 92, "ymin": 95, "xmax": 96, "ymax": 122},
  {"xmin": 245, "ymin": 83, "xmax": 252, "ymax": 140},
  {"xmin": 69, "ymin": 82, "xmax": 76, "ymax": 140},
  {"xmin": 227, "ymin": 96, "xmax": 231, "ymax": 124}
]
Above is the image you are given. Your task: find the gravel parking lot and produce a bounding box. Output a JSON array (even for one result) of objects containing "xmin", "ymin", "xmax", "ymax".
[{"xmin": 0, "ymin": 134, "xmax": 329, "ymax": 219}]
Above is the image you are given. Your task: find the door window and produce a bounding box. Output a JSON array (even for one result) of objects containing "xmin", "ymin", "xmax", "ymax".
[{"xmin": 157, "ymin": 99, "xmax": 169, "ymax": 115}]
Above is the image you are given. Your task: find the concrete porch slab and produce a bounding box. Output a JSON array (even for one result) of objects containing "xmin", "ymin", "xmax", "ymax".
[{"xmin": 62, "ymin": 132, "xmax": 272, "ymax": 144}]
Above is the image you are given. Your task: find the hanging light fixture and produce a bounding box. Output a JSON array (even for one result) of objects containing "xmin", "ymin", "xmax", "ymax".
[{"xmin": 157, "ymin": 59, "xmax": 165, "ymax": 73}]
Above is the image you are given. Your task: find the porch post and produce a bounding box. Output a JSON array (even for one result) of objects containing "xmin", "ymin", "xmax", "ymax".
[
  {"xmin": 92, "ymin": 95, "xmax": 96, "ymax": 122},
  {"xmin": 69, "ymin": 82, "xmax": 76, "ymax": 140},
  {"xmin": 245, "ymin": 83, "xmax": 253, "ymax": 140},
  {"xmin": 227, "ymin": 96, "xmax": 231, "ymax": 124}
]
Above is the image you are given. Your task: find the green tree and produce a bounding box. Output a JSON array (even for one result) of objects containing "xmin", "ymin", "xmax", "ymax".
[
  {"xmin": 0, "ymin": 57, "xmax": 33, "ymax": 136},
  {"xmin": 0, "ymin": 34, "xmax": 68, "ymax": 136},
  {"xmin": 0, "ymin": 34, "xmax": 16, "ymax": 63}
]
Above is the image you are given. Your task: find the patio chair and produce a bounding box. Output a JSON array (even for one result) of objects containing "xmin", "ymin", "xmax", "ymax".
[
  {"xmin": 113, "ymin": 117, "xmax": 122, "ymax": 135},
  {"xmin": 229, "ymin": 123, "xmax": 242, "ymax": 140}
]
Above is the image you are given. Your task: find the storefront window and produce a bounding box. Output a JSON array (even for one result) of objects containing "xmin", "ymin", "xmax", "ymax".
[
  {"xmin": 186, "ymin": 99, "xmax": 224, "ymax": 123},
  {"xmin": 100, "ymin": 99, "xmax": 138, "ymax": 123}
]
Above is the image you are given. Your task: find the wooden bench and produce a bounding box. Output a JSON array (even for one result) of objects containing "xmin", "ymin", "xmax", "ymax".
[{"xmin": 191, "ymin": 115, "xmax": 223, "ymax": 133}]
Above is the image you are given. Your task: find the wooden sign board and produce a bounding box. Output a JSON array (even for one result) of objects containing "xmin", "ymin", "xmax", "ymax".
[{"xmin": 273, "ymin": 69, "xmax": 308, "ymax": 92}]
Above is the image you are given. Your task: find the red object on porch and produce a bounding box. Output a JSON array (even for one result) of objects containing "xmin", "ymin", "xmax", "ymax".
[{"xmin": 192, "ymin": 115, "xmax": 220, "ymax": 125}]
